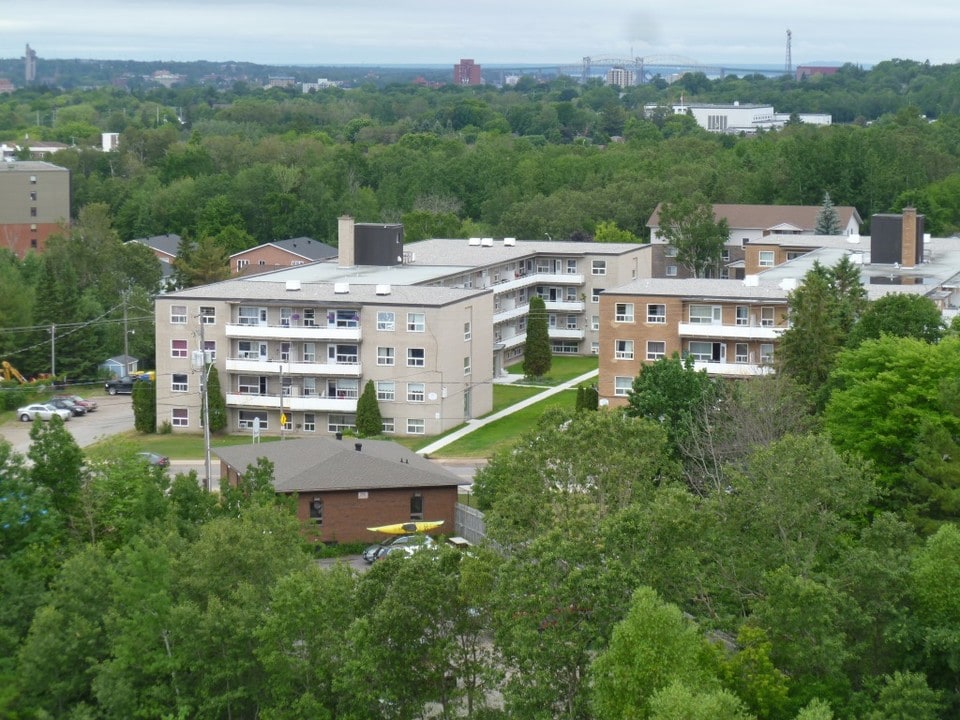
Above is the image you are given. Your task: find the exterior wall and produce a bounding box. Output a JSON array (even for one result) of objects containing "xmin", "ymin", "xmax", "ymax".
[
  {"xmin": 598, "ymin": 292, "xmax": 787, "ymax": 407},
  {"xmin": 649, "ymin": 243, "xmax": 745, "ymax": 280},
  {"xmin": 232, "ymin": 246, "xmax": 308, "ymax": 275},
  {"xmin": 742, "ymin": 244, "xmax": 812, "ymax": 275},
  {"xmin": 0, "ymin": 162, "xmax": 70, "ymax": 257},
  {"xmin": 154, "ymin": 292, "xmax": 494, "ymax": 439}
]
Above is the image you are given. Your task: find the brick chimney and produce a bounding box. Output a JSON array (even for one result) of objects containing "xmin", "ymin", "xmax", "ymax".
[
  {"xmin": 338, "ymin": 215, "xmax": 355, "ymax": 268},
  {"xmin": 901, "ymin": 207, "xmax": 917, "ymax": 267}
]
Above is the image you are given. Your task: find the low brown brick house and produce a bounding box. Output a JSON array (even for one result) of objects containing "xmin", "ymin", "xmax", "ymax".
[{"xmin": 214, "ymin": 437, "xmax": 460, "ymax": 543}]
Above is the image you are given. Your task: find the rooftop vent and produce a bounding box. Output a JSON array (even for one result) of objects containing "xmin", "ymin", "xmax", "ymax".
[
  {"xmin": 285, "ymin": 280, "xmax": 301, "ymax": 291},
  {"xmin": 503, "ymin": 237, "xmax": 516, "ymax": 246},
  {"xmin": 376, "ymin": 284, "xmax": 391, "ymax": 295},
  {"xmin": 334, "ymin": 282, "xmax": 350, "ymax": 294},
  {"xmin": 481, "ymin": 237, "xmax": 494, "ymax": 247},
  {"xmin": 743, "ymin": 275, "xmax": 760, "ymax": 287},
  {"xmin": 468, "ymin": 237, "xmax": 481, "ymax": 246}
]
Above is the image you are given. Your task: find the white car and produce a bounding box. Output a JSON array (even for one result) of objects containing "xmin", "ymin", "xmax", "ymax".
[{"xmin": 17, "ymin": 403, "xmax": 72, "ymax": 422}]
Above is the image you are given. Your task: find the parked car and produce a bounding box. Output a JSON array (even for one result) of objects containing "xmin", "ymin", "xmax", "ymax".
[
  {"xmin": 53, "ymin": 394, "xmax": 98, "ymax": 412},
  {"xmin": 105, "ymin": 376, "xmax": 137, "ymax": 395},
  {"xmin": 363, "ymin": 533, "xmax": 437, "ymax": 563},
  {"xmin": 17, "ymin": 403, "xmax": 72, "ymax": 422},
  {"xmin": 136, "ymin": 452, "xmax": 170, "ymax": 468},
  {"xmin": 47, "ymin": 397, "xmax": 86, "ymax": 416}
]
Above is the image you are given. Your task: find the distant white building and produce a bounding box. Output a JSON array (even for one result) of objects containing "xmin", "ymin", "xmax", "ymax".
[
  {"xmin": 606, "ymin": 67, "xmax": 635, "ymax": 87},
  {"xmin": 102, "ymin": 132, "xmax": 120, "ymax": 152},
  {"xmin": 646, "ymin": 101, "xmax": 831, "ymax": 134},
  {"xmin": 302, "ymin": 78, "xmax": 342, "ymax": 92}
]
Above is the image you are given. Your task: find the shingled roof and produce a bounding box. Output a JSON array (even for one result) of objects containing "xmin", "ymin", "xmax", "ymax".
[
  {"xmin": 647, "ymin": 203, "xmax": 862, "ymax": 232},
  {"xmin": 214, "ymin": 437, "xmax": 462, "ymax": 493}
]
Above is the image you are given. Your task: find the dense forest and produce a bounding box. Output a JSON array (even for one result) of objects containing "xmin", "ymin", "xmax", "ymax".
[{"xmin": 3, "ymin": 58, "xmax": 960, "ymax": 718}]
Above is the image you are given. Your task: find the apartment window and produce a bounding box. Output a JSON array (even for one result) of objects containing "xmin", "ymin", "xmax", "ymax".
[
  {"xmin": 647, "ymin": 304, "xmax": 666, "ymax": 324},
  {"xmin": 565, "ymin": 315, "xmax": 578, "ymax": 330},
  {"xmin": 238, "ymin": 376, "xmax": 266, "ymax": 395},
  {"xmin": 736, "ymin": 305, "xmax": 749, "ymax": 326},
  {"xmin": 238, "ymin": 410, "xmax": 267, "ymax": 429},
  {"xmin": 302, "ymin": 308, "xmax": 316, "ymax": 327},
  {"xmin": 664, "ymin": 245, "xmax": 678, "ymax": 258},
  {"xmin": 615, "ymin": 303, "xmax": 635, "ymax": 323},
  {"xmin": 279, "ymin": 342, "xmax": 291, "ymax": 362},
  {"xmin": 171, "ymin": 339, "xmax": 188, "ymax": 358},
  {"xmin": 615, "ymin": 376, "xmax": 633, "ymax": 396},
  {"xmin": 407, "ymin": 382, "xmax": 425, "ymax": 402},
  {"xmin": 170, "ymin": 305, "xmax": 187, "ymax": 324},
  {"xmin": 464, "ymin": 356, "xmax": 471, "ymax": 375},
  {"xmin": 591, "ymin": 315, "xmax": 600, "ymax": 331},
  {"xmin": 758, "ymin": 250, "xmax": 775, "ymax": 267},
  {"xmin": 29, "ymin": 175, "xmax": 36, "ymax": 184},
  {"xmin": 407, "ymin": 312, "xmax": 425, "ymax": 332},
  {"xmin": 377, "ymin": 381, "xmax": 395, "ymax": 401},
  {"xmin": 172, "ymin": 408, "xmax": 188, "ymax": 427},
  {"xmin": 328, "ymin": 414, "xmax": 356, "ymax": 433},
  {"xmin": 309, "ymin": 498, "xmax": 323, "ymax": 525},
  {"xmin": 377, "ymin": 311, "xmax": 395, "ymax": 331},
  {"xmin": 407, "ymin": 419, "xmax": 426, "ymax": 436},
  {"xmin": 29, "ymin": 191, "xmax": 36, "ymax": 201},
  {"xmin": 281, "ymin": 376, "xmax": 293, "ymax": 397},
  {"xmin": 281, "ymin": 413, "xmax": 293, "ymax": 431},
  {"xmin": 238, "ymin": 306, "xmax": 266, "ymax": 326},
  {"xmin": 327, "ymin": 378, "xmax": 359, "ymax": 399},
  {"xmin": 172, "ymin": 374, "xmax": 188, "ymax": 392},
  {"xmin": 687, "ymin": 342, "xmax": 714, "ymax": 362},
  {"xmin": 303, "ymin": 413, "xmax": 316, "ymax": 432},
  {"xmin": 615, "ymin": 339, "xmax": 634, "ymax": 360},
  {"xmin": 567, "ymin": 259, "xmax": 578, "ymax": 274},
  {"xmin": 646, "ymin": 341, "xmax": 666, "ymax": 360},
  {"xmin": 302, "ymin": 342, "xmax": 316, "ymax": 362},
  {"xmin": 552, "ymin": 341, "xmax": 579, "ymax": 354},
  {"xmin": 280, "ymin": 308, "xmax": 292, "ymax": 327},
  {"xmin": 721, "ymin": 248, "xmax": 730, "ymax": 261},
  {"xmin": 591, "ymin": 341, "xmax": 599, "ymax": 354},
  {"xmin": 760, "ymin": 344, "xmax": 775, "ymax": 363},
  {"xmin": 410, "ymin": 491, "xmax": 424, "ymax": 517},
  {"xmin": 30, "ymin": 207, "xmax": 37, "ymax": 217},
  {"xmin": 407, "ymin": 348, "xmax": 425, "ymax": 367},
  {"xmin": 329, "ymin": 344, "xmax": 358, "ymax": 364},
  {"xmin": 464, "ymin": 321, "xmax": 471, "ymax": 341},
  {"xmin": 382, "ymin": 417, "xmax": 395, "ymax": 434},
  {"xmin": 238, "ymin": 341, "xmax": 266, "ymax": 360},
  {"xmin": 688, "ymin": 304, "xmax": 721, "ymax": 324},
  {"xmin": 565, "ymin": 287, "xmax": 578, "ymax": 302},
  {"xmin": 236, "ymin": 259, "xmax": 249, "ymax": 271},
  {"xmin": 333, "ymin": 310, "xmax": 359, "ymax": 328},
  {"xmin": 735, "ymin": 343, "xmax": 749, "ymax": 363},
  {"xmin": 591, "ymin": 288, "xmax": 604, "ymax": 303},
  {"xmin": 591, "ymin": 259, "xmax": 607, "ymax": 276},
  {"xmin": 665, "ymin": 265, "xmax": 678, "ymax": 277},
  {"xmin": 200, "ymin": 306, "xmax": 216, "ymax": 324},
  {"xmin": 377, "ymin": 346, "xmax": 395, "ymax": 366},
  {"xmin": 203, "ymin": 340, "xmax": 216, "ymax": 361},
  {"xmin": 303, "ymin": 377, "xmax": 317, "ymax": 396},
  {"xmin": 760, "ymin": 306, "xmax": 775, "ymax": 327}
]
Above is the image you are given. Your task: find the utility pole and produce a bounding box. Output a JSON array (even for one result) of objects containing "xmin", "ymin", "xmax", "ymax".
[
  {"xmin": 122, "ymin": 289, "xmax": 130, "ymax": 370},
  {"xmin": 197, "ymin": 318, "xmax": 213, "ymax": 491},
  {"xmin": 279, "ymin": 362, "xmax": 285, "ymax": 441},
  {"xmin": 50, "ymin": 324, "xmax": 55, "ymax": 377}
]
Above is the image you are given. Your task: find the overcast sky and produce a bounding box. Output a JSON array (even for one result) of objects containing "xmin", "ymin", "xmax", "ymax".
[{"xmin": 4, "ymin": 1, "xmax": 959, "ymax": 69}]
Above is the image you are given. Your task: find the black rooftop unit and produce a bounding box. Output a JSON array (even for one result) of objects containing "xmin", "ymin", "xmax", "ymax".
[
  {"xmin": 355, "ymin": 223, "xmax": 404, "ymax": 266},
  {"xmin": 870, "ymin": 211, "xmax": 924, "ymax": 265}
]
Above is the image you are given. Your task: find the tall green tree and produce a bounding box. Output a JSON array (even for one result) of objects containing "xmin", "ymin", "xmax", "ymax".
[
  {"xmin": 847, "ymin": 294, "xmax": 945, "ymax": 348},
  {"xmin": 815, "ymin": 191, "xmax": 843, "ymax": 234},
  {"xmin": 523, "ymin": 295, "xmax": 551, "ymax": 378},
  {"xmin": 355, "ymin": 379, "xmax": 383, "ymax": 438},
  {"xmin": 656, "ymin": 195, "xmax": 729, "ymax": 278},
  {"xmin": 173, "ymin": 235, "xmax": 230, "ymax": 288},
  {"xmin": 206, "ymin": 365, "xmax": 227, "ymax": 432},
  {"xmin": 132, "ymin": 377, "xmax": 156, "ymax": 433},
  {"xmin": 28, "ymin": 415, "xmax": 84, "ymax": 518}
]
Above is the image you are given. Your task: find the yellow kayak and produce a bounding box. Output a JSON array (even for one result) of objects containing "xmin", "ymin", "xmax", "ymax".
[{"xmin": 367, "ymin": 520, "xmax": 444, "ymax": 535}]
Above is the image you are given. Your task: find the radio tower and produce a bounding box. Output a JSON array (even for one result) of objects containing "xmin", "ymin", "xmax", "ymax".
[{"xmin": 785, "ymin": 29, "xmax": 793, "ymax": 76}]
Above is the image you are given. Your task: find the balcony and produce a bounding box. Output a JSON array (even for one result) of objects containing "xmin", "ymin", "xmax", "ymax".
[
  {"xmin": 227, "ymin": 392, "xmax": 358, "ymax": 413},
  {"xmin": 544, "ymin": 300, "xmax": 585, "ymax": 313},
  {"xmin": 677, "ymin": 322, "xmax": 785, "ymax": 341},
  {"xmin": 691, "ymin": 361, "xmax": 775, "ymax": 377},
  {"xmin": 548, "ymin": 327, "xmax": 585, "ymax": 340},
  {"xmin": 491, "ymin": 271, "xmax": 584, "ymax": 294},
  {"xmin": 497, "ymin": 333, "xmax": 527, "ymax": 349},
  {"xmin": 225, "ymin": 323, "xmax": 361, "ymax": 342},
  {"xmin": 225, "ymin": 357, "xmax": 362, "ymax": 377}
]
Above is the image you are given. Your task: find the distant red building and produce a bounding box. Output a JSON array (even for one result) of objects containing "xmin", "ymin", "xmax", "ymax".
[
  {"xmin": 795, "ymin": 65, "xmax": 840, "ymax": 82},
  {"xmin": 453, "ymin": 58, "xmax": 482, "ymax": 85}
]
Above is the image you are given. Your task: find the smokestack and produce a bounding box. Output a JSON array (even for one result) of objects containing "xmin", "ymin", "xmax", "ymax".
[
  {"xmin": 902, "ymin": 207, "xmax": 917, "ymax": 267},
  {"xmin": 338, "ymin": 215, "xmax": 355, "ymax": 268}
]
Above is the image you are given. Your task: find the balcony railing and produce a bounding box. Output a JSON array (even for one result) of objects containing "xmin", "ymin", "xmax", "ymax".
[
  {"xmin": 226, "ymin": 392, "xmax": 358, "ymax": 413},
  {"xmin": 225, "ymin": 357, "xmax": 362, "ymax": 377},
  {"xmin": 677, "ymin": 322, "xmax": 785, "ymax": 340},
  {"xmin": 225, "ymin": 323, "xmax": 361, "ymax": 341}
]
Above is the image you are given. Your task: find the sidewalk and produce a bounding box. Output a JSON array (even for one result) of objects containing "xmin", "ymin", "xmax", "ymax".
[{"xmin": 417, "ymin": 369, "xmax": 598, "ymax": 456}]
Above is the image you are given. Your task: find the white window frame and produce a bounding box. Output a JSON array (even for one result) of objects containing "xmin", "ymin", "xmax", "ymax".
[
  {"xmin": 665, "ymin": 265, "xmax": 678, "ymax": 277},
  {"xmin": 303, "ymin": 413, "xmax": 316, "ymax": 432},
  {"xmin": 758, "ymin": 250, "xmax": 775, "ymax": 267},
  {"xmin": 464, "ymin": 356, "xmax": 471, "ymax": 375},
  {"xmin": 614, "ymin": 376, "xmax": 632, "ymax": 396},
  {"xmin": 237, "ymin": 306, "xmax": 267, "ymax": 326},
  {"xmin": 688, "ymin": 304, "xmax": 721, "ymax": 325},
  {"xmin": 407, "ymin": 348, "xmax": 426, "ymax": 367},
  {"xmin": 382, "ymin": 417, "xmax": 395, "ymax": 434},
  {"xmin": 200, "ymin": 306, "xmax": 216, "ymax": 324},
  {"xmin": 464, "ymin": 321, "xmax": 471, "ymax": 341},
  {"xmin": 407, "ymin": 382, "xmax": 425, "ymax": 402},
  {"xmin": 736, "ymin": 305, "xmax": 750, "ymax": 326},
  {"xmin": 170, "ymin": 305, "xmax": 187, "ymax": 324},
  {"xmin": 591, "ymin": 259, "xmax": 607, "ymax": 276},
  {"xmin": 203, "ymin": 340, "xmax": 216, "ymax": 361},
  {"xmin": 377, "ymin": 311, "xmax": 395, "ymax": 331},
  {"xmin": 407, "ymin": 418, "xmax": 425, "ymax": 435},
  {"xmin": 615, "ymin": 303, "xmax": 635, "ymax": 323},
  {"xmin": 171, "ymin": 339, "xmax": 188, "ymax": 358},
  {"xmin": 735, "ymin": 343, "xmax": 749, "ymax": 363},
  {"xmin": 647, "ymin": 304, "xmax": 666, "ymax": 324},
  {"xmin": 377, "ymin": 346, "xmax": 395, "ymax": 366},
  {"xmin": 760, "ymin": 306, "xmax": 775, "ymax": 327},
  {"xmin": 591, "ymin": 288, "xmax": 603, "ymax": 303},
  {"xmin": 377, "ymin": 381, "xmax": 395, "ymax": 401},
  {"xmin": 646, "ymin": 341, "xmax": 666, "ymax": 361},
  {"xmin": 171, "ymin": 374, "xmax": 188, "ymax": 392},
  {"xmin": 615, "ymin": 339, "xmax": 634, "ymax": 360},
  {"xmin": 407, "ymin": 312, "xmax": 425, "ymax": 332},
  {"xmin": 172, "ymin": 408, "xmax": 188, "ymax": 427}
]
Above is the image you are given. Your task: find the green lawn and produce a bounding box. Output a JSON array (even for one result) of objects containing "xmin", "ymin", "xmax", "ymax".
[{"xmin": 501, "ymin": 355, "xmax": 598, "ymax": 386}]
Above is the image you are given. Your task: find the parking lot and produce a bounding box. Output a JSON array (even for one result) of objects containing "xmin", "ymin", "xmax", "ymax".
[{"xmin": 1, "ymin": 393, "xmax": 134, "ymax": 455}]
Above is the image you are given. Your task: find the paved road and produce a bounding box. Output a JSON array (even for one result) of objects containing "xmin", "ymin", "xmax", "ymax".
[{"xmin": 1, "ymin": 394, "xmax": 134, "ymax": 455}]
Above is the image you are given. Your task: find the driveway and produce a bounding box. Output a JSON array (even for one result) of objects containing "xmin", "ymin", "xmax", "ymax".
[{"xmin": 0, "ymin": 394, "xmax": 134, "ymax": 455}]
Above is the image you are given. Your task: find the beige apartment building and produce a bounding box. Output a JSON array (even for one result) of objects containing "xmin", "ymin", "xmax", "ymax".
[
  {"xmin": 153, "ymin": 218, "xmax": 650, "ymax": 438},
  {"xmin": 598, "ymin": 278, "xmax": 790, "ymax": 407},
  {"xmin": 0, "ymin": 160, "xmax": 70, "ymax": 257}
]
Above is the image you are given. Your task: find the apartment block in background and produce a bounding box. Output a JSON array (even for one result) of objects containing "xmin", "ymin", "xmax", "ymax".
[{"xmin": 0, "ymin": 161, "xmax": 70, "ymax": 257}]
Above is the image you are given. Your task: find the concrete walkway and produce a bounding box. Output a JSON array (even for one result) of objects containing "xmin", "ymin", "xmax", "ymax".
[{"xmin": 417, "ymin": 369, "xmax": 599, "ymax": 456}]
